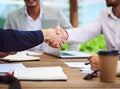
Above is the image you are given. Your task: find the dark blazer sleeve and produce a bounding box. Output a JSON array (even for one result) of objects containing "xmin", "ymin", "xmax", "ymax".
[{"xmin": 0, "ymin": 29, "xmax": 44, "ymax": 52}]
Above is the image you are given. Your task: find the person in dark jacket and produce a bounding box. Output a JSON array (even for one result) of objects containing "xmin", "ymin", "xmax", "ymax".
[{"xmin": 0, "ymin": 26, "xmax": 65, "ymax": 57}]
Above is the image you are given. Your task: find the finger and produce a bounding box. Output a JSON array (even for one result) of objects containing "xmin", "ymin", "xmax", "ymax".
[
  {"xmin": 88, "ymin": 56, "xmax": 92, "ymax": 61},
  {"xmin": 55, "ymin": 26, "xmax": 68, "ymax": 41},
  {"xmin": 49, "ymin": 42, "xmax": 61, "ymax": 48},
  {"xmin": 91, "ymin": 62, "xmax": 99, "ymax": 70},
  {"xmin": 59, "ymin": 41, "xmax": 65, "ymax": 48},
  {"xmin": 91, "ymin": 67, "xmax": 99, "ymax": 71}
]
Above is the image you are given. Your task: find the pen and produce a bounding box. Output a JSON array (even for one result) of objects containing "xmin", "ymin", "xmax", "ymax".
[
  {"xmin": 83, "ymin": 70, "xmax": 99, "ymax": 80},
  {"xmin": 0, "ymin": 72, "xmax": 13, "ymax": 77},
  {"xmin": 85, "ymin": 62, "xmax": 90, "ymax": 65},
  {"xmin": 26, "ymin": 53, "xmax": 29, "ymax": 56}
]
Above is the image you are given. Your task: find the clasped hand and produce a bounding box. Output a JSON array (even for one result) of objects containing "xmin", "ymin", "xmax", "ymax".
[{"xmin": 43, "ymin": 26, "xmax": 68, "ymax": 48}]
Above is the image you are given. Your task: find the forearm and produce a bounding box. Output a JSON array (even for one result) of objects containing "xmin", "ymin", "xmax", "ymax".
[
  {"xmin": 66, "ymin": 18, "xmax": 102, "ymax": 44},
  {"xmin": 0, "ymin": 29, "xmax": 44, "ymax": 52}
]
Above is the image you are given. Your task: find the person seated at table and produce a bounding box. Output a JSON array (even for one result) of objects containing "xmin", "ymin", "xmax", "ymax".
[
  {"xmin": 0, "ymin": 26, "xmax": 65, "ymax": 58},
  {"xmin": 48, "ymin": 0, "xmax": 120, "ymax": 70},
  {"xmin": 4, "ymin": 0, "xmax": 80, "ymax": 51}
]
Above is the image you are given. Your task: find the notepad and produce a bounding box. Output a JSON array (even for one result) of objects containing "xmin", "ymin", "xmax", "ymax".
[
  {"xmin": 0, "ymin": 63, "xmax": 25, "ymax": 73},
  {"xmin": 14, "ymin": 66, "xmax": 67, "ymax": 80},
  {"xmin": 0, "ymin": 53, "xmax": 40, "ymax": 61}
]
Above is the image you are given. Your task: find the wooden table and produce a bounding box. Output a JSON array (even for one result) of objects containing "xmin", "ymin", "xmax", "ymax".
[{"xmin": 0, "ymin": 53, "xmax": 120, "ymax": 89}]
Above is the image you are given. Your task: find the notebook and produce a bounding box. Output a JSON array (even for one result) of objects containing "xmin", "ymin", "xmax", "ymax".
[
  {"xmin": 14, "ymin": 66, "xmax": 67, "ymax": 80},
  {"xmin": 43, "ymin": 43, "xmax": 92, "ymax": 58},
  {"xmin": 0, "ymin": 53, "xmax": 40, "ymax": 62}
]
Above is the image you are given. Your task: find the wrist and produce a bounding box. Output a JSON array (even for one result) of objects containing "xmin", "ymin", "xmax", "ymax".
[{"xmin": 41, "ymin": 29, "xmax": 48, "ymax": 41}]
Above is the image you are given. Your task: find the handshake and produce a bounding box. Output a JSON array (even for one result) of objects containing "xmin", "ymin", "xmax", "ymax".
[{"xmin": 42, "ymin": 26, "xmax": 68, "ymax": 48}]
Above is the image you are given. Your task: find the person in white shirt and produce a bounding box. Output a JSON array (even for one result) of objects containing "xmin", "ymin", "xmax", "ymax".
[
  {"xmin": 52, "ymin": 0, "xmax": 120, "ymax": 71},
  {"xmin": 5, "ymin": 0, "xmax": 80, "ymax": 51}
]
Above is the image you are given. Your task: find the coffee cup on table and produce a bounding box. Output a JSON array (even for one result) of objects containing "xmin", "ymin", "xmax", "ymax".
[{"xmin": 98, "ymin": 50, "xmax": 119, "ymax": 83}]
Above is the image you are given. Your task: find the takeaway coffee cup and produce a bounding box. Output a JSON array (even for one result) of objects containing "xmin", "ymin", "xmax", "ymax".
[{"xmin": 98, "ymin": 50, "xmax": 119, "ymax": 83}]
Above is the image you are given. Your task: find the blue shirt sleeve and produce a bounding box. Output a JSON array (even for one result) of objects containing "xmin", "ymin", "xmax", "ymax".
[{"xmin": 0, "ymin": 29, "xmax": 44, "ymax": 52}]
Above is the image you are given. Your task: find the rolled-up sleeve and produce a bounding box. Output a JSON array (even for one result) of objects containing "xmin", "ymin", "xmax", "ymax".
[{"xmin": 66, "ymin": 17, "xmax": 102, "ymax": 44}]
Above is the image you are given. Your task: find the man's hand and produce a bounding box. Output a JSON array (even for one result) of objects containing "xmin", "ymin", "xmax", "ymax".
[
  {"xmin": 0, "ymin": 52, "xmax": 16, "ymax": 58},
  {"xmin": 49, "ymin": 26, "xmax": 68, "ymax": 48},
  {"xmin": 88, "ymin": 55, "xmax": 99, "ymax": 71},
  {"xmin": 55, "ymin": 26, "xmax": 68, "ymax": 40},
  {"xmin": 42, "ymin": 26, "xmax": 68, "ymax": 48}
]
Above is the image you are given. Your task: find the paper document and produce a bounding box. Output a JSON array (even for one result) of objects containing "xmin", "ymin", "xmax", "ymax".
[
  {"xmin": 64, "ymin": 62, "xmax": 92, "ymax": 73},
  {"xmin": 64, "ymin": 62, "xmax": 91, "ymax": 68},
  {"xmin": 14, "ymin": 66, "xmax": 67, "ymax": 80},
  {"xmin": 80, "ymin": 67, "xmax": 93, "ymax": 73},
  {"xmin": 0, "ymin": 53, "xmax": 40, "ymax": 61},
  {"xmin": 0, "ymin": 63, "xmax": 25, "ymax": 73}
]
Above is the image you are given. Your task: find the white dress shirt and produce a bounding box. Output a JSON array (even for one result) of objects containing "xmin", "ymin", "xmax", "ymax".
[{"xmin": 67, "ymin": 7, "xmax": 120, "ymax": 51}]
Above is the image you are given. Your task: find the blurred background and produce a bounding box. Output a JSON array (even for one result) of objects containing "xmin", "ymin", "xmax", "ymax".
[{"xmin": 0, "ymin": 0, "xmax": 107, "ymax": 53}]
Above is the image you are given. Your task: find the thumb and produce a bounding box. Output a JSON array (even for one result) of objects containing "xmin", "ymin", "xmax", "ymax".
[{"xmin": 55, "ymin": 26, "xmax": 62, "ymax": 34}]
